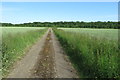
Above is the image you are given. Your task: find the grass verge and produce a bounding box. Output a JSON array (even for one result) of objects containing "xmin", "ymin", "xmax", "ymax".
[
  {"xmin": 2, "ymin": 29, "xmax": 46, "ymax": 77},
  {"xmin": 54, "ymin": 28, "xmax": 119, "ymax": 78}
]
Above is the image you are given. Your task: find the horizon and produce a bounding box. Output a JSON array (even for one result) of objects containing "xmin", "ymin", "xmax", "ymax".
[
  {"xmin": 1, "ymin": 21, "xmax": 118, "ymax": 25},
  {"xmin": 1, "ymin": 2, "xmax": 118, "ymax": 24}
]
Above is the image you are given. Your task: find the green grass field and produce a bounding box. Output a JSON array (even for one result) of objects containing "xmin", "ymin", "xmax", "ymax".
[
  {"xmin": 54, "ymin": 28, "xmax": 119, "ymax": 78},
  {"xmin": 1, "ymin": 27, "xmax": 119, "ymax": 78},
  {"xmin": 58, "ymin": 28, "xmax": 118, "ymax": 41},
  {"xmin": 1, "ymin": 27, "xmax": 46, "ymax": 77},
  {"xmin": 2, "ymin": 27, "xmax": 45, "ymax": 35}
]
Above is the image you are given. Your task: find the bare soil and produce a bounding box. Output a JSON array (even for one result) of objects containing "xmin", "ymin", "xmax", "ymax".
[{"xmin": 7, "ymin": 28, "xmax": 78, "ymax": 78}]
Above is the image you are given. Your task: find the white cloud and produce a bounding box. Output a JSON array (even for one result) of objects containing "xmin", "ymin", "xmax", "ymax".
[{"xmin": 1, "ymin": 0, "xmax": 119, "ymax": 2}]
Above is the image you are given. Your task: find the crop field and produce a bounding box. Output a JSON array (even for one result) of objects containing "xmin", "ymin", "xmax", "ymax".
[
  {"xmin": 2, "ymin": 27, "xmax": 45, "ymax": 36},
  {"xmin": 58, "ymin": 28, "xmax": 118, "ymax": 41},
  {"xmin": 1, "ymin": 27, "xmax": 46, "ymax": 76},
  {"xmin": 54, "ymin": 28, "xmax": 119, "ymax": 78}
]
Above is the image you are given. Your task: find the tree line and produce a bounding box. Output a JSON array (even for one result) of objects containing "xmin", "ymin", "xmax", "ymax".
[{"xmin": 1, "ymin": 21, "xmax": 119, "ymax": 29}]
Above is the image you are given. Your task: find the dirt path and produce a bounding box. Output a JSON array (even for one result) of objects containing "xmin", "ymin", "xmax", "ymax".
[
  {"xmin": 7, "ymin": 28, "xmax": 78, "ymax": 78},
  {"xmin": 31, "ymin": 29, "xmax": 55, "ymax": 78},
  {"xmin": 7, "ymin": 30, "xmax": 49, "ymax": 78}
]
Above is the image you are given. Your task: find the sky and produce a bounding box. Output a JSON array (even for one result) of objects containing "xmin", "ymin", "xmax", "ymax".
[
  {"xmin": 1, "ymin": 0, "xmax": 119, "ymax": 2},
  {"xmin": 1, "ymin": 2, "xmax": 118, "ymax": 24}
]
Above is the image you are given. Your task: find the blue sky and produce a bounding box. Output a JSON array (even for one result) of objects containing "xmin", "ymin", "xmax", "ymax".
[{"xmin": 2, "ymin": 2, "xmax": 118, "ymax": 24}]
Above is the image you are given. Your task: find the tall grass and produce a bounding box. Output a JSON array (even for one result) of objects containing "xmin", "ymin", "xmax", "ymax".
[
  {"xmin": 2, "ymin": 28, "xmax": 46, "ymax": 77},
  {"xmin": 54, "ymin": 29, "xmax": 119, "ymax": 78}
]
